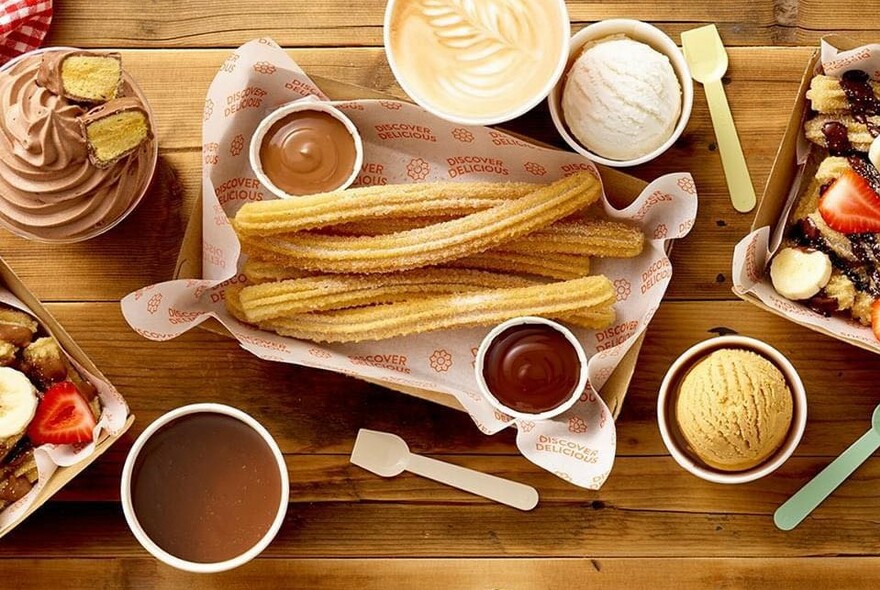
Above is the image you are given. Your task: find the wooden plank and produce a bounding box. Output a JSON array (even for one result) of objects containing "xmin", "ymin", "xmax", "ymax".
[
  {"xmin": 0, "ymin": 47, "xmax": 814, "ymax": 301},
  {"xmin": 44, "ymin": 1, "xmax": 780, "ymax": 49},
  {"xmin": 1, "ymin": 501, "xmax": 879, "ymax": 558},
  {"xmin": 0, "ymin": 557, "xmax": 878, "ymax": 589}
]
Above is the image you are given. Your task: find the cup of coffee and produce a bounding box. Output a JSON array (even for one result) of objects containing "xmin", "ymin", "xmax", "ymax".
[{"xmin": 120, "ymin": 404, "xmax": 289, "ymax": 573}]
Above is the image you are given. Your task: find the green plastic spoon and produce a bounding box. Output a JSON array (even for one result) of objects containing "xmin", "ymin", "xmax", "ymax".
[{"xmin": 774, "ymin": 404, "xmax": 880, "ymax": 531}]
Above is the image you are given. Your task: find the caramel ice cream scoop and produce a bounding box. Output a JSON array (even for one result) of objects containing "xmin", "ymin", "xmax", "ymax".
[{"xmin": 675, "ymin": 348, "xmax": 793, "ymax": 472}]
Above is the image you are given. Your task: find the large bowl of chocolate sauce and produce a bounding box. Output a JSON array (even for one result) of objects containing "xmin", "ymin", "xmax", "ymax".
[{"xmin": 120, "ymin": 404, "xmax": 289, "ymax": 573}]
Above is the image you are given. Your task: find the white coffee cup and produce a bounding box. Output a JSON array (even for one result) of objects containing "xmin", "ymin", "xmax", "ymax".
[{"xmin": 120, "ymin": 403, "xmax": 289, "ymax": 573}]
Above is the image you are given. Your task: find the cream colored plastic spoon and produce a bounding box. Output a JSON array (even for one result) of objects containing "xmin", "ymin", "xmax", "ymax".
[
  {"xmin": 775, "ymin": 404, "xmax": 880, "ymax": 531},
  {"xmin": 350, "ymin": 429, "xmax": 539, "ymax": 511},
  {"xmin": 681, "ymin": 24, "xmax": 756, "ymax": 213}
]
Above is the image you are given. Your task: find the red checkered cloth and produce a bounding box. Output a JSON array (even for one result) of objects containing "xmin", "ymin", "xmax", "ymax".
[{"xmin": 0, "ymin": 0, "xmax": 52, "ymax": 65}]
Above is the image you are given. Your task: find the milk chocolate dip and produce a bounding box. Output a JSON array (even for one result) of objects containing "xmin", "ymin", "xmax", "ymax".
[
  {"xmin": 130, "ymin": 413, "xmax": 283, "ymax": 564},
  {"xmin": 482, "ymin": 324, "xmax": 581, "ymax": 414},
  {"xmin": 258, "ymin": 109, "xmax": 357, "ymax": 196}
]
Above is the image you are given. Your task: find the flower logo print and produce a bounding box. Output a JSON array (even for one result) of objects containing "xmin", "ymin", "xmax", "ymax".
[
  {"xmin": 308, "ymin": 348, "xmax": 331, "ymax": 359},
  {"xmin": 523, "ymin": 162, "xmax": 547, "ymax": 176},
  {"xmin": 203, "ymin": 98, "xmax": 214, "ymax": 122},
  {"xmin": 613, "ymin": 279, "xmax": 631, "ymax": 301},
  {"xmin": 568, "ymin": 416, "xmax": 588, "ymax": 434},
  {"xmin": 464, "ymin": 390, "xmax": 482, "ymax": 402},
  {"xmin": 429, "ymin": 349, "xmax": 453, "ymax": 372},
  {"xmin": 229, "ymin": 134, "xmax": 245, "ymax": 156},
  {"xmin": 677, "ymin": 176, "xmax": 696, "ymax": 195},
  {"xmin": 653, "ymin": 224, "xmax": 668, "ymax": 239},
  {"xmin": 595, "ymin": 366, "xmax": 613, "ymax": 384},
  {"xmin": 554, "ymin": 470, "xmax": 573, "ymax": 482},
  {"xmin": 253, "ymin": 61, "xmax": 277, "ymax": 75},
  {"xmin": 519, "ymin": 420, "xmax": 535, "ymax": 433},
  {"xmin": 451, "ymin": 128, "xmax": 475, "ymax": 143},
  {"xmin": 493, "ymin": 410, "xmax": 513, "ymax": 423},
  {"xmin": 379, "ymin": 100, "xmax": 403, "ymax": 110},
  {"xmin": 146, "ymin": 293, "xmax": 163, "ymax": 315},
  {"xmin": 407, "ymin": 158, "xmax": 431, "ymax": 181}
]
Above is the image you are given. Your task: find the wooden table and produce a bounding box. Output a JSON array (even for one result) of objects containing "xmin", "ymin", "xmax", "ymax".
[{"xmin": 2, "ymin": 1, "xmax": 880, "ymax": 587}]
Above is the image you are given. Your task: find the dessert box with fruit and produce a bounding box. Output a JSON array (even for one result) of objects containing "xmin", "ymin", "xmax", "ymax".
[
  {"xmin": 734, "ymin": 36, "xmax": 880, "ymax": 352},
  {"xmin": 0, "ymin": 258, "xmax": 132, "ymax": 540}
]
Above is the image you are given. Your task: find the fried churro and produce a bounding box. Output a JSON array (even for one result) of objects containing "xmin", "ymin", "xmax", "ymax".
[
  {"xmin": 806, "ymin": 74, "xmax": 880, "ymax": 114},
  {"xmin": 233, "ymin": 181, "xmax": 537, "ymax": 236},
  {"xmin": 449, "ymin": 251, "xmax": 590, "ymax": 280},
  {"xmin": 239, "ymin": 172, "xmax": 601, "ymax": 273},
  {"xmin": 499, "ymin": 219, "xmax": 643, "ymax": 258},
  {"xmin": 804, "ymin": 115, "xmax": 878, "ymax": 153},
  {"xmin": 226, "ymin": 275, "xmax": 615, "ymax": 343}
]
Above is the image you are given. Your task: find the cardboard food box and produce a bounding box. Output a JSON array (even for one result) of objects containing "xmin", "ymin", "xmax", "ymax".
[
  {"xmin": 172, "ymin": 74, "xmax": 650, "ymax": 420},
  {"xmin": 0, "ymin": 259, "xmax": 133, "ymax": 540},
  {"xmin": 734, "ymin": 36, "xmax": 880, "ymax": 352}
]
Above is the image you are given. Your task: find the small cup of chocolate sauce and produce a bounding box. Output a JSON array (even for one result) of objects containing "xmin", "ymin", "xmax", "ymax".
[
  {"xmin": 250, "ymin": 100, "xmax": 363, "ymax": 198},
  {"xmin": 120, "ymin": 404, "xmax": 289, "ymax": 573},
  {"xmin": 475, "ymin": 317, "xmax": 588, "ymax": 421}
]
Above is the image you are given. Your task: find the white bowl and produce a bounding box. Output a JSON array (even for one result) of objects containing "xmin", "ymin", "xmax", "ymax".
[
  {"xmin": 383, "ymin": 0, "xmax": 571, "ymax": 126},
  {"xmin": 656, "ymin": 336, "xmax": 807, "ymax": 484},
  {"xmin": 549, "ymin": 19, "xmax": 694, "ymax": 167},
  {"xmin": 249, "ymin": 101, "xmax": 363, "ymax": 199},
  {"xmin": 474, "ymin": 316, "xmax": 588, "ymax": 421},
  {"xmin": 120, "ymin": 403, "xmax": 289, "ymax": 573}
]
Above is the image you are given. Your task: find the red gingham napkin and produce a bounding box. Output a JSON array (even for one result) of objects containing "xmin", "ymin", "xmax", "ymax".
[{"xmin": 0, "ymin": 0, "xmax": 52, "ymax": 65}]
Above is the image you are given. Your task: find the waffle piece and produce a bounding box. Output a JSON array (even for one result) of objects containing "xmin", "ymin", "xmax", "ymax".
[
  {"xmin": 79, "ymin": 97, "xmax": 152, "ymax": 167},
  {"xmin": 37, "ymin": 50, "xmax": 122, "ymax": 103}
]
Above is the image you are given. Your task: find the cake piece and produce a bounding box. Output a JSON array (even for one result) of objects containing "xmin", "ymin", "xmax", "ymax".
[
  {"xmin": 79, "ymin": 97, "xmax": 152, "ymax": 168},
  {"xmin": 37, "ymin": 50, "xmax": 122, "ymax": 103}
]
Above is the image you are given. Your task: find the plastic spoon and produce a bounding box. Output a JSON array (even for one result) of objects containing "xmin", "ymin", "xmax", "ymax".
[
  {"xmin": 774, "ymin": 403, "xmax": 880, "ymax": 530},
  {"xmin": 681, "ymin": 24, "xmax": 756, "ymax": 213},
  {"xmin": 350, "ymin": 429, "xmax": 539, "ymax": 511}
]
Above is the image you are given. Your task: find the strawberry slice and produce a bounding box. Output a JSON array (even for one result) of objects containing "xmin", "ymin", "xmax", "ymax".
[
  {"xmin": 873, "ymin": 300, "xmax": 880, "ymax": 343},
  {"xmin": 819, "ymin": 170, "xmax": 880, "ymax": 233},
  {"xmin": 27, "ymin": 381, "xmax": 96, "ymax": 445}
]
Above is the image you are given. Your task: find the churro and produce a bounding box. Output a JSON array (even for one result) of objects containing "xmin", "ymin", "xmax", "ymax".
[
  {"xmin": 806, "ymin": 74, "xmax": 880, "ymax": 114},
  {"xmin": 805, "ymin": 115, "xmax": 877, "ymax": 152},
  {"xmin": 233, "ymin": 181, "xmax": 537, "ymax": 236},
  {"xmin": 237, "ymin": 269, "xmax": 534, "ymax": 322},
  {"xmin": 239, "ymin": 172, "xmax": 601, "ymax": 273},
  {"xmin": 449, "ymin": 251, "xmax": 590, "ymax": 280},
  {"xmin": 498, "ymin": 219, "xmax": 643, "ymax": 258},
  {"xmin": 226, "ymin": 275, "xmax": 615, "ymax": 343}
]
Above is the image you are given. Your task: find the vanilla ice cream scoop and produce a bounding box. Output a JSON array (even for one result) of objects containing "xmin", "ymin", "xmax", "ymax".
[
  {"xmin": 561, "ymin": 36, "xmax": 682, "ymax": 161},
  {"xmin": 675, "ymin": 348, "xmax": 793, "ymax": 472}
]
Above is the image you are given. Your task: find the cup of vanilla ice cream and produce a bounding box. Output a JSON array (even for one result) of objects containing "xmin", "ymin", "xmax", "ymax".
[
  {"xmin": 657, "ymin": 335, "xmax": 807, "ymax": 484},
  {"xmin": 549, "ymin": 19, "xmax": 693, "ymax": 167}
]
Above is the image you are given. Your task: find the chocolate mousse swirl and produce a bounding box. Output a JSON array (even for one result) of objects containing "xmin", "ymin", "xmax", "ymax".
[{"xmin": 0, "ymin": 53, "xmax": 155, "ymax": 241}]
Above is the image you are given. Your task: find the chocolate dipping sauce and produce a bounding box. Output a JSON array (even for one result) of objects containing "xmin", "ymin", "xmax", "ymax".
[
  {"xmin": 258, "ymin": 109, "xmax": 357, "ymax": 195},
  {"xmin": 130, "ymin": 413, "xmax": 283, "ymax": 564},
  {"xmin": 482, "ymin": 324, "xmax": 581, "ymax": 414}
]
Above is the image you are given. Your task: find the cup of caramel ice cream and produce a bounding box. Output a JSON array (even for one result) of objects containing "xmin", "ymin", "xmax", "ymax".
[
  {"xmin": 657, "ymin": 335, "xmax": 807, "ymax": 484},
  {"xmin": 0, "ymin": 48, "xmax": 157, "ymax": 242}
]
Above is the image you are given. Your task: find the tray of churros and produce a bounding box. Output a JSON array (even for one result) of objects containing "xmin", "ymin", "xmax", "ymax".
[
  {"xmin": 122, "ymin": 39, "xmax": 698, "ymax": 489},
  {"xmin": 735, "ymin": 36, "xmax": 880, "ymax": 353}
]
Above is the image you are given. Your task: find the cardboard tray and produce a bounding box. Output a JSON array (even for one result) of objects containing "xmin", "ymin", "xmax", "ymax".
[
  {"xmin": 0, "ymin": 259, "xmax": 133, "ymax": 540},
  {"xmin": 735, "ymin": 35, "xmax": 880, "ymax": 352},
  {"xmin": 174, "ymin": 75, "xmax": 650, "ymax": 419}
]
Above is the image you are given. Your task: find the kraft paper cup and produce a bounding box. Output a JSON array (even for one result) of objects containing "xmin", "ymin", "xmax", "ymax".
[
  {"xmin": 657, "ymin": 336, "xmax": 807, "ymax": 484},
  {"xmin": 249, "ymin": 101, "xmax": 364, "ymax": 199},
  {"xmin": 549, "ymin": 19, "xmax": 694, "ymax": 167},
  {"xmin": 120, "ymin": 403, "xmax": 289, "ymax": 573},
  {"xmin": 383, "ymin": 0, "xmax": 570, "ymax": 126},
  {"xmin": 0, "ymin": 47, "xmax": 158, "ymax": 243},
  {"xmin": 475, "ymin": 316, "xmax": 588, "ymax": 421}
]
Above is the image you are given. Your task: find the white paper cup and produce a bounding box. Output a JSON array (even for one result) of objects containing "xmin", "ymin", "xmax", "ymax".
[
  {"xmin": 249, "ymin": 101, "xmax": 363, "ymax": 199},
  {"xmin": 475, "ymin": 317, "xmax": 588, "ymax": 421},
  {"xmin": 656, "ymin": 336, "xmax": 807, "ymax": 484},
  {"xmin": 548, "ymin": 19, "xmax": 694, "ymax": 167},
  {"xmin": 383, "ymin": 0, "xmax": 570, "ymax": 126},
  {"xmin": 120, "ymin": 403, "xmax": 289, "ymax": 573}
]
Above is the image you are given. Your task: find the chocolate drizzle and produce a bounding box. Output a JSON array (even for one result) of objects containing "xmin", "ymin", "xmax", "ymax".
[
  {"xmin": 840, "ymin": 70, "xmax": 880, "ymax": 138},
  {"xmin": 822, "ymin": 121, "xmax": 852, "ymax": 154}
]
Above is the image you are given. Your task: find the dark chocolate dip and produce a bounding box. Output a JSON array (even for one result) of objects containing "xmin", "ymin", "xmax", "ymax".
[
  {"xmin": 258, "ymin": 109, "xmax": 357, "ymax": 195},
  {"xmin": 482, "ymin": 324, "xmax": 582, "ymax": 414}
]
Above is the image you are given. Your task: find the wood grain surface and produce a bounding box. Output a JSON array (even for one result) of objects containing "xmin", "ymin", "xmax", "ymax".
[{"xmin": 3, "ymin": 1, "xmax": 879, "ymax": 587}]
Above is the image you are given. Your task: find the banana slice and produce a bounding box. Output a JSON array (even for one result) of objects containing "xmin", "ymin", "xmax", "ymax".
[
  {"xmin": 870, "ymin": 136, "xmax": 880, "ymax": 171},
  {"xmin": 770, "ymin": 247, "xmax": 833, "ymax": 301},
  {"xmin": 0, "ymin": 367, "xmax": 38, "ymax": 438}
]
